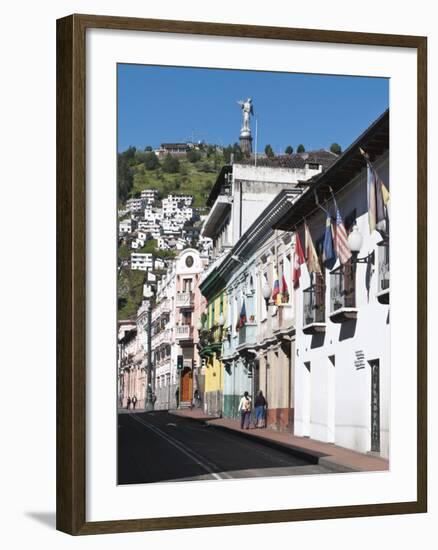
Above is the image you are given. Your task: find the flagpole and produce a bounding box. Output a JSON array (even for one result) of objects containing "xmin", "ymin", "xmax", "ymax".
[{"xmin": 254, "ymin": 117, "xmax": 258, "ymax": 167}]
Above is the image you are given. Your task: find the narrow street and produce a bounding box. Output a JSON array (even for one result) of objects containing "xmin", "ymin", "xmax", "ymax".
[{"xmin": 118, "ymin": 410, "xmax": 335, "ymax": 484}]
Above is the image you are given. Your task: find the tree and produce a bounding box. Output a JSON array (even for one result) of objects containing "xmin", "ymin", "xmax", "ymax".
[
  {"xmin": 122, "ymin": 146, "xmax": 136, "ymax": 160},
  {"xmin": 297, "ymin": 144, "xmax": 305, "ymax": 153},
  {"xmin": 117, "ymin": 154, "xmax": 133, "ymax": 202},
  {"xmin": 330, "ymin": 142, "xmax": 342, "ymax": 155},
  {"xmin": 144, "ymin": 145, "xmax": 153, "ymax": 151},
  {"xmin": 264, "ymin": 144, "xmax": 275, "ymax": 159},
  {"xmin": 206, "ymin": 145, "xmax": 216, "ymax": 157},
  {"xmin": 223, "ymin": 143, "xmax": 243, "ymax": 163},
  {"xmin": 187, "ymin": 149, "xmax": 202, "ymax": 163},
  {"xmin": 143, "ymin": 151, "xmax": 160, "ymax": 171},
  {"xmin": 285, "ymin": 145, "xmax": 293, "ymax": 155},
  {"xmin": 161, "ymin": 153, "xmax": 180, "ymax": 173}
]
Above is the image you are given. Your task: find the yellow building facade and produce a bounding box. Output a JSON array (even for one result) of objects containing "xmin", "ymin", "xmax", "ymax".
[{"xmin": 200, "ymin": 292, "xmax": 227, "ymax": 416}]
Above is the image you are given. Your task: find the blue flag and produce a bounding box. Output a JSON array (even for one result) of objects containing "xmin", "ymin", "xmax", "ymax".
[{"xmin": 322, "ymin": 212, "xmax": 336, "ymax": 268}]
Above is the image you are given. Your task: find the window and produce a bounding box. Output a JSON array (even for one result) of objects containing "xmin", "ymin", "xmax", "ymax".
[
  {"xmin": 330, "ymin": 209, "xmax": 356, "ymax": 313},
  {"xmin": 377, "ymin": 243, "xmax": 390, "ymax": 292},
  {"xmin": 303, "ymin": 273, "xmax": 326, "ymax": 326},
  {"xmin": 182, "ymin": 311, "xmax": 192, "ymax": 326},
  {"xmin": 330, "ymin": 260, "xmax": 356, "ymax": 312}
]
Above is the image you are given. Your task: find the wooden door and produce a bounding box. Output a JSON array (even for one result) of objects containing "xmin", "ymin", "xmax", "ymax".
[{"xmin": 181, "ymin": 367, "xmax": 192, "ymax": 402}]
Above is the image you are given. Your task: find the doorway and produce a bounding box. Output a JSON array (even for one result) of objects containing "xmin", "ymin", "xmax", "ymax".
[{"xmin": 370, "ymin": 359, "xmax": 380, "ymax": 453}]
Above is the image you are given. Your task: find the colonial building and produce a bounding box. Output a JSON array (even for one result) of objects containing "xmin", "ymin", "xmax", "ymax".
[
  {"xmin": 200, "ymin": 190, "xmax": 302, "ymax": 427},
  {"xmin": 274, "ymin": 109, "xmax": 390, "ymax": 457},
  {"xmin": 151, "ymin": 249, "xmax": 208, "ymax": 410},
  {"xmin": 199, "ymin": 153, "xmax": 336, "ymax": 422},
  {"xmin": 118, "ymin": 322, "xmax": 147, "ymax": 409},
  {"xmin": 201, "ymin": 151, "xmax": 336, "ymax": 263}
]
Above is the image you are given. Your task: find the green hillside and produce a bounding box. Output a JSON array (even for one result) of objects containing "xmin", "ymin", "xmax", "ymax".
[
  {"xmin": 118, "ymin": 147, "xmax": 224, "ymax": 209},
  {"xmin": 117, "ymin": 148, "xmax": 223, "ymax": 321}
]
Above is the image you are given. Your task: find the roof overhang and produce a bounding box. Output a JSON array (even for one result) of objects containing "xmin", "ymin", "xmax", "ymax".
[{"xmin": 273, "ymin": 109, "xmax": 389, "ymax": 231}]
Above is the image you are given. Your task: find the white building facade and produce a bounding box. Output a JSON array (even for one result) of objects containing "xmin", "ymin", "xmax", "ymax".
[{"xmin": 275, "ymin": 110, "xmax": 390, "ymax": 458}]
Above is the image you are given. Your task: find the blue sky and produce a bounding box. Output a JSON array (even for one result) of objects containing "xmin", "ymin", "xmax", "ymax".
[{"xmin": 118, "ymin": 64, "xmax": 388, "ymax": 154}]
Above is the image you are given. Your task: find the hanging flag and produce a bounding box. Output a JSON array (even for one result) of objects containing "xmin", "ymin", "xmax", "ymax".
[
  {"xmin": 281, "ymin": 273, "xmax": 289, "ymax": 303},
  {"xmin": 381, "ymin": 182, "xmax": 390, "ymax": 205},
  {"xmin": 239, "ymin": 299, "xmax": 247, "ymax": 328},
  {"xmin": 335, "ymin": 207, "xmax": 352, "ymax": 265},
  {"xmin": 367, "ymin": 162, "xmax": 377, "ymax": 233},
  {"xmin": 305, "ymin": 223, "xmax": 322, "ymax": 274},
  {"xmin": 272, "ymin": 270, "xmax": 281, "ymax": 305},
  {"xmin": 293, "ymin": 233, "xmax": 306, "ymax": 289},
  {"xmin": 322, "ymin": 211, "xmax": 336, "ymax": 268},
  {"xmin": 364, "ymin": 152, "xmax": 390, "ymax": 233}
]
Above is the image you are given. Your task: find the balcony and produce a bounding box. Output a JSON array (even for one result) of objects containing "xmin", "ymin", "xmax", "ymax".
[
  {"xmin": 199, "ymin": 325, "xmax": 223, "ymax": 358},
  {"xmin": 272, "ymin": 304, "xmax": 294, "ymax": 339},
  {"xmin": 302, "ymin": 286, "xmax": 326, "ymax": 334},
  {"xmin": 376, "ymin": 243, "xmax": 390, "ymax": 304},
  {"xmin": 151, "ymin": 328, "xmax": 172, "ymax": 349},
  {"xmin": 237, "ymin": 323, "xmax": 257, "ymax": 353},
  {"xmin": 176, "ymin": 291, "xmax": 194, "ymax": 309},
  {"xmin": 329, "ymin": 264, "xmax": 358, "ymax": 323},
  {"xmin": 175, "ymin": 324, "xmax": 193, "ymax": 341}
]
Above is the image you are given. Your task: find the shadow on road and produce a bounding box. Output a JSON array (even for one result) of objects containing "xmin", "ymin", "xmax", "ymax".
[{"xmin": 118, "ymin": 410, "xmax": 331, "ymax": 485}]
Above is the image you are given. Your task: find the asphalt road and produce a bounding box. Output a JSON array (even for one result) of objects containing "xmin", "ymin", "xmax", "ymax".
[{"xmin": 118, "ymin": 410, "xmax": 335, "ymax": 484}]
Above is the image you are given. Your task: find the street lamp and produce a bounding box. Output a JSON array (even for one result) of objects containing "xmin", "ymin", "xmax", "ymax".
[
  {"xmin": 262, "ymin": 281, "xmax": 271, "ymax": 309},
  {"xmin": 348, "ymin": 225, "xmax": 375, "ymax": 265},
  {"xmin": 143, "ymin": 284, "xmax": 156, "ymax": 412}
]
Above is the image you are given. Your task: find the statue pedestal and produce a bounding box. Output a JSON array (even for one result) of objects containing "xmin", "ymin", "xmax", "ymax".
[{"xmin": 239, "ymin": 134, "xmax": 253, "ymax": 155}]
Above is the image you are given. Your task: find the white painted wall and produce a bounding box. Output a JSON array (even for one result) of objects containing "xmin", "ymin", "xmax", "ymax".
[{"xmin": 294, "ymin": 153, "xmax": 390, "ymax": 457}]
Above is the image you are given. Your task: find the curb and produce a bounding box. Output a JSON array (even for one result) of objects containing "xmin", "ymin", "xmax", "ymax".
[
  {"xmin": 204, "ymin": 421, "xmax": 329, "ymax": 467},
  {"xmin": 170, "ymin": 411, "xmax": 365, "ymax": 473}
]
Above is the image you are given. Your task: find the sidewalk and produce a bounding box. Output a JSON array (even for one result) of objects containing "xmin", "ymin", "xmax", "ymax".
[{"xmin": 170, "ymin": 408, "xmax": 389, "ymax": 473}]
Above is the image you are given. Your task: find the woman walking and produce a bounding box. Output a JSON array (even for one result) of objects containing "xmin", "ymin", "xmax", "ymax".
[
  {"xmin": 238, "ymin": 391, "xmax": 252, "ymax": 429},
  {"xmin": 254, "ymin": 390, "xmax": 267, "ymax": 428}
]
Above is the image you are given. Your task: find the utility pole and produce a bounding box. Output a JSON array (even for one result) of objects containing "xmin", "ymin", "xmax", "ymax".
[{"xmin": 145, "ymin": 301, "xmax": 155, "ymax": 411}]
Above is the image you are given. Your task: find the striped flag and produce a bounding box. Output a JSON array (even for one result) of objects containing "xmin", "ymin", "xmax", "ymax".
[
  {"xmin": 305, "ymin": 223, "xmax": 322, "ymax": 274},
  {"xmin": 272, "ymin": 270, "xmax": 281, "ymax": 305},
  {"xmin": 281, "ymin": 274, "xmax": 289, "ymax": 303},
  {"xmin": 335, "ymin": 207, "xmax": 352, "ymax": 265},
  {"xmin": 293, "ymin": 233, "xmax": 306, "ymax": 289}
]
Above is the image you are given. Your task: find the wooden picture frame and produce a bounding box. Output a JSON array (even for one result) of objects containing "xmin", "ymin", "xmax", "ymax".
[{"xmin": 56, "ymin": 13, "xmax": 427, "ymax": 535}]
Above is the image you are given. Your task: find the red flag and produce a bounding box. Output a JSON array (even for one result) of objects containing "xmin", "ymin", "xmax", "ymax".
[{"xmin": 293, "ymin": 233, "xmax": 306, "ymax": 289}]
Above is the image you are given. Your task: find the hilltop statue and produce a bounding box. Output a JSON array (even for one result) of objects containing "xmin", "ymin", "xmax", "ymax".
[
  {"xmin": 237, "ymin": 98, "xmax": 254, "ymax": 136},
  {"xmin": 237, "ymin": 98, "xmax": 254, "ymax": 154}
]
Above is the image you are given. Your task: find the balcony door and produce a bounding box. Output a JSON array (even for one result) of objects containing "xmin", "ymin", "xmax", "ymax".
[{"xmin": 183, "ymin": 278, "xmax": 192, "ymax": 292}]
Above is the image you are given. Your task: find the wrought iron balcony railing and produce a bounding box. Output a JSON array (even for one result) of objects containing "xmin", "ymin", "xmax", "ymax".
[{"xmin": 303, "ymin": 282, "xmax": 326, "ymax": 333}]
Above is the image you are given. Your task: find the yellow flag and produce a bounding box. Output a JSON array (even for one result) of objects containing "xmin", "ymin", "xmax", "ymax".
[
  {"xmin": 305, "ymin": 223, "xmax": 322, "ymax": 274},
  {"xmin": 381, "ymin": 182, "xmax": 390, "ymax": 205}
]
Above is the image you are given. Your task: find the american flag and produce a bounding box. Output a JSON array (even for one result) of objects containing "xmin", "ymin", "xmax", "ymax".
[{"xmin": 335, "ymin": 208, "xmax": 352, "ymax": 265}]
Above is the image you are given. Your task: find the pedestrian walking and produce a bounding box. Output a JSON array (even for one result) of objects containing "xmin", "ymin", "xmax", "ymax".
[
  {"xmin": 193, "ymin": 389, "xmax": 201, "ymax": 408},
  {"xmin": 238, "ymin": 391, "xmax": 252, "ymax": 429},
  {"xmin": 254, "ymin": 390, "xmax": 267, "ymax": 428},
  {"xmin": 132, "ymin": 395, "xmax": 137, "ymax": 410},
  {"xmin": 126, "ymin": 396, "xmax": 131, "ymax": 410}
]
